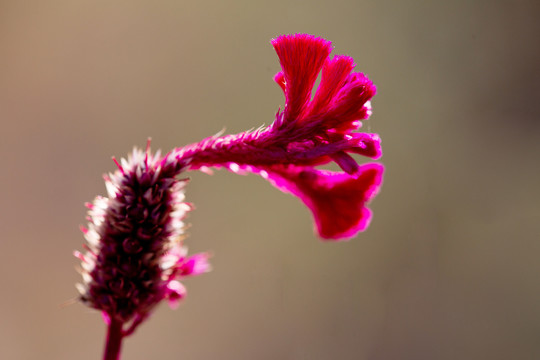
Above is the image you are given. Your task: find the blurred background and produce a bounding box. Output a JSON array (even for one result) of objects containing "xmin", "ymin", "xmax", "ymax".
[{"xmin": 1, "ymin": 0, "xmax": 539, "ymax": 359}]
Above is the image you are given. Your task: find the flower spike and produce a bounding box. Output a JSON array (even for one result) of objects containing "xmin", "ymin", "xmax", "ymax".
[{"xmin": 76, "ymin": 148, "xmax": 210, "ymax": 332}]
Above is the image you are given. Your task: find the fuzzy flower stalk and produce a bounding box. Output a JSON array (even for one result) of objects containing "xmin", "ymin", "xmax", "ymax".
[{"xmin": 75, "ymin": 34, "xmax": 383, "ymax": 360}]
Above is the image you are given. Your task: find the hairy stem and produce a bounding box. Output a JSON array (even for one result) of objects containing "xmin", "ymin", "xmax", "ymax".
[{"xmin": 103, "ymin": 318, "xmax": 124, "ymax": 360}]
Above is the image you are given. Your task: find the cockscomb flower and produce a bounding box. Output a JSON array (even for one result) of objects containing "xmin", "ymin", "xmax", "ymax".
[
  {"xmin": 172, "ymin": 33, "xmax": 383, "ymax": 239},
  {"xmin": 76, "ymin": 33, "xmax": 383, "ymax": 360}
]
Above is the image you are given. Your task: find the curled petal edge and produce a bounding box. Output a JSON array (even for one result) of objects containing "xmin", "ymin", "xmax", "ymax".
[
  {"xmin": 264, "ymin": 163, "xmax": 384, "ymax": 240},
  {"xmin": 219, "ymin": 163, "xmax": 384, "ymax": 240}
]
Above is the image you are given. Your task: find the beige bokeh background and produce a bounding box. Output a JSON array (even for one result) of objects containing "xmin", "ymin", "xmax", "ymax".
[{"xmin": 1, "ymin": 1, "xmax": 539, "ymax": 359}]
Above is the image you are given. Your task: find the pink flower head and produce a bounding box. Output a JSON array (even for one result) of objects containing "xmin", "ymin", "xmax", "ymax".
[
  {"xmin": 75, "ymin": 146, "xmax": 210, "ymax": 332},
  {"xmin": 172, "ymin": 33, "xmax": 384, "ymax": 240},
  {"xmin": 270, "ymin": 34, "xmax": 381, "ymax": 170}
]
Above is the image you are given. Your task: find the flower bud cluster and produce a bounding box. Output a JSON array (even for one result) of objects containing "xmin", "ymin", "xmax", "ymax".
[{"xmin": 76, "ymin": 148, "xmax": 209, "ymax": 326}]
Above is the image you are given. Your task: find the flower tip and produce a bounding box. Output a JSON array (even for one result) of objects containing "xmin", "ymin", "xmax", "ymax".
[
  {"xmin": 177, "ymin": 252, "xmax": 212, "ymax": 277},
  {"xmin": 271, "ymin": 33, "xmax": 332, "ymax": 47},
  {"xmin": 350, "ymin": 133, "xmax": 383, "ymax": 159},
  {"xmin": 166, "ymin": 281, "xmax": 187, "ymax": 310},
  {"xmin": 317, "ymin": 207, "xmax": 373, "ymax": 241},
  {"xmin": 73, "ymin": 250, "xmax": 85, "ymax": 261},
  {"xmin": 305, "ymin": 164, "xmax": 384, "ymax": 240}
]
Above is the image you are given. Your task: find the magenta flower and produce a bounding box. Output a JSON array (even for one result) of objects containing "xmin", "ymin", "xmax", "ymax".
[
  {"xmin": 76, "ymin": 33, "xmax": 383, "ymax": 360},
  {"xmin": 172, "ymin": 34, "xmax": 383, "ymax": 239}
]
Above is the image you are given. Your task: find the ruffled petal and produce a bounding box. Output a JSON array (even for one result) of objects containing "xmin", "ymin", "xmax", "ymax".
[
  {"xmin": 307, "ymin": 55, "xmax": 355, "ymax": 117},
  {"xmin": 272, "ymin": 34, "xmax": 332, "ymax": 123},
  {"xmin": 257, "ymin": 164, "xmax": 384, "ymax": 240},
  {"xmin": 322, "ymin": 72, "xmax": 376, "ymax": 132}
]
